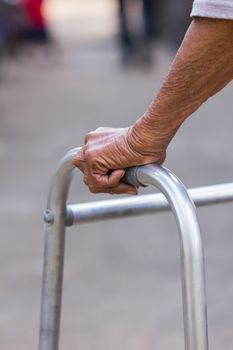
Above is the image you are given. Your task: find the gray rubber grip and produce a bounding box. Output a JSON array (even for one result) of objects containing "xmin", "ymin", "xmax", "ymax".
[{"xmin": 122, "ymin": 167, "xmax": 147, "ymax": 187}]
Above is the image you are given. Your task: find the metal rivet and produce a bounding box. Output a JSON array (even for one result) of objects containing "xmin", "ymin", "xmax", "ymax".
[{"xmin": 43, "ymin": 210, "xmax": 54, "ymax": 226}]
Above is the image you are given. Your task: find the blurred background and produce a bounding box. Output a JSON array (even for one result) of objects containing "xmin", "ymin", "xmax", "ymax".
[{"xmin": 0, "ymin": 1, "xmax": 233, "ymax": 349}]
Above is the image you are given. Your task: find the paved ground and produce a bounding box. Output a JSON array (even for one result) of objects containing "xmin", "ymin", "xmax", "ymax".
[{"xmin": 0, "ymin": 4, "xmax": 233, "ymax": 349}]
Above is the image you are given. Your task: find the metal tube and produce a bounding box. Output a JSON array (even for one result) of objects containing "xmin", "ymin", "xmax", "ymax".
[
  {"xmin": 39, "ymin": 148, "xmax": 79, "ymax": 350},
  {"xmin": 136, "ymin": 165, "xmax": 209, "ymax": 350},
  {"xmin": 40, "ymin": 150, "xmax": 209, "ymax": 350},
  {"xmin": 67, "ymin": 182, "xmax": 233, "ymax": 225}
]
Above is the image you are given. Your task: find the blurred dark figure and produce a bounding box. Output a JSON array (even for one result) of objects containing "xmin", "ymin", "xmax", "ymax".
[
  {"xmin": 0, "ymin": 0, "xmax": 24, "ymax": 55},
  {"xmin": 117, "ymin": 0, "xmax": 193, "ymax": 65},
  {"xmin": 0, "ymin": 0, "xmax": 49, "ymax": 59},
  {"xmin": 20, "ymin": 0, "xmax": 49, "ymax": 43},
  {"xmin": 160, "ymin": 0, "xmax": 193, "ymax": 47},
  {"xmin": 117, "ymin": 0, "xmax": 160, "ymax": 66}
]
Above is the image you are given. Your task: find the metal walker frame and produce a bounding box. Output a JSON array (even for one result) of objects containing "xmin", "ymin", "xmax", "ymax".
[{"xmin": 39, "ymin": 147, "xmax": 233, "ymax": 350}]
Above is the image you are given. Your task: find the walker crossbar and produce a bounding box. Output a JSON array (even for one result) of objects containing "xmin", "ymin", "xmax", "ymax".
[
  {"xmin": 66, "ymin": 182, "xmax": 233, "ymax": 225},
  {"xmin": 39, "ymin": 146, "xmax": 233, "ymax": 350}
]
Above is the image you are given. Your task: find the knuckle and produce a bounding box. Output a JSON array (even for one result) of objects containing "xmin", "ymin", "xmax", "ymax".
[
  {"xmin": 84, "ymin": 153, "xmax": 96, "ymax": 169},
  {"xmin": 82, "ymin": 144, "xmax": 87, "ymax": 154},
  {"xmin": 83, "ymin": 147, "xmax": 91, "ymax": 160}
]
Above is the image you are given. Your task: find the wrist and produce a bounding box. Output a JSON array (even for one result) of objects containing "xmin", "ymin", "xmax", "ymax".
[
  {"xmin": 129, "ymin": 112, "xmax": 169, "ymax": 152},
  {"xmin": 127, "ymin": 116, "xmax": 167, "ymax": 164}
]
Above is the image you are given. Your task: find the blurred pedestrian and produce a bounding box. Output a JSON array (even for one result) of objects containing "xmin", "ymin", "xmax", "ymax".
[
  {"xmin": 117, "ymin": 0, "xmax": 159, "ymax": 66},
  {"xmin": 20, "ymin": 0, "xmax": 49, "ymax": 43},
  {"xmin": 0, "ymin": 0, "xmax": 25, "ymax": 56}
]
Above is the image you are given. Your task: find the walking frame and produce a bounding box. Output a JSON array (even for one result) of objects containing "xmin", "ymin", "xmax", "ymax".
[{"xmin": 39, "ymin": 147, "xmax": 233, "ymax": 350}]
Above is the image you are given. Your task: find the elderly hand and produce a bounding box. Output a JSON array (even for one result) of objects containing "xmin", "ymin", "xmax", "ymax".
[{"xmin": 72, "ymin": 126, "xmax": 166, "ymax": 195}]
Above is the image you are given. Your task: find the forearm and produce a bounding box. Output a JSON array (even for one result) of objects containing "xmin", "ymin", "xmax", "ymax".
[{"xmin": 131, "ymin": 18, "xmax": 233, "ymax": 155}]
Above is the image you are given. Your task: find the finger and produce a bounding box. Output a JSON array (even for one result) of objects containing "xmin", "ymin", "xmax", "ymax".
[
  {"xmin": 83, "ymin": 170, "xmax": 89, "ymax": 186},
  {"xmin": 85, "ymin": 168, "xmax": 138, "ymax": 194},
  {"xmin": 81, "ymin": 160, "xmax": 89, "ymax": 186},
  {"xmin": 87, "ymin": 169, "xmax": 125, "ymax": 192},
  {"xmin": 108, "ymin": 169, "xmax": 125, "ymax": 186},
  {"xmin": 72, "ymin": 148, "xmax": 86, "ymax": 173},
  {"xmin": 107, "ymin": 183, "xmax": 138, "ymax": 195}
]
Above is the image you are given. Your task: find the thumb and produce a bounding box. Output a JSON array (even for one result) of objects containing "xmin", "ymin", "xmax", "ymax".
[{"xmin": 108, "ymin": 169, "xmax": 125, "ymax": 187}]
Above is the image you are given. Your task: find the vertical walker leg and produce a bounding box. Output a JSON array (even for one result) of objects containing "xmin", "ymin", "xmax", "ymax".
[
  {"xmin": 135, "ymin": 165, "xmax": 209, "ymax": 350},
  {"xmin": 39, "ymin": 218, "xmax": 66, "ymax": 350},
  {"xmin": 39, "ymin": 149, "xmax": 78, "ymax": 350}
]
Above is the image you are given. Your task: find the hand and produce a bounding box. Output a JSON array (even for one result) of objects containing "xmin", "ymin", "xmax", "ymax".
[{"xmin": 72, "ymin": 126, "xmax": 166, "ymax": 195}]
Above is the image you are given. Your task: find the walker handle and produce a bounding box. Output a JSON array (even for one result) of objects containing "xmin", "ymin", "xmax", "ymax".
[{"xmin": 122, "ymin": 166, "xmax": 147, "ymax": 187}]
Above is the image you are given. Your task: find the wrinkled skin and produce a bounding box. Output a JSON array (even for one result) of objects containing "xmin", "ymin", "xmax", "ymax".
[{"xmin": 72, "ymin": 126, "xmax": 165, "ymax": 195}]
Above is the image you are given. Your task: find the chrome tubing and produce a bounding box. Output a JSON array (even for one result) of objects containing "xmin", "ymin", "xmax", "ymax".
[
  {"xmin": 39, "ymin": 148, "xmax": 79, "ymax": 350},
  {"xmin": 67, "ymin": 182, "xmax": 233, "ymax": 225},
  {"xmin": 137, "ymin": 165, "xmax": 208, "ymax": 350},
  {"xmin": 39, "ymin": 149, "xmax": 209, "ymax": 350}
]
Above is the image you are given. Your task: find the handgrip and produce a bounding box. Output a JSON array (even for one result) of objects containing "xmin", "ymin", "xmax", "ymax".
[{"xmin": 122, "ymin": 166, "xmax": 147, "ymax": 187}]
